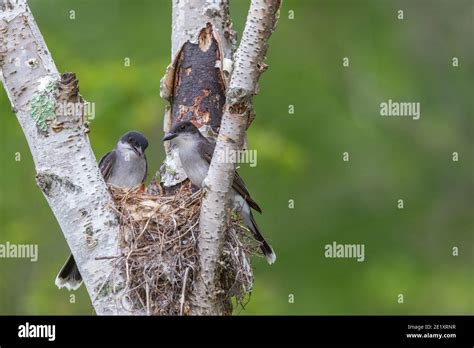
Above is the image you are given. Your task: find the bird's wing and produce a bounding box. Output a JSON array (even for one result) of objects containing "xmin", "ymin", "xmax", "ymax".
[
  {"xmin": 142, "ymin": 153, "xmax": 148, "ymax": 184},
  {"xmin": 232, "ymin": 171, "xmax": 262, "ymax": 213},
  {"xmin": 98, "ymin": 150, "xmax": 116, "ymax": 182},
  {"xmin": 198, "ymin": 137, "xmax": 215, "ymax": 164},
  {"xmin": 199, "ymin": 137, "xmax": 262, "ymax": 213}
]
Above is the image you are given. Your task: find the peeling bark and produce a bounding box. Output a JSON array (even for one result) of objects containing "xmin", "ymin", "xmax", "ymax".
[
  {"xmin": 192, "ymin": 0, "xmax": 281, "ymax": 315},
  {"xmin": 171, "ymin": 25, "xmax": 225, "ymax": 133},
  {"xmin": 160, "ymin": 0, "xmax": 236, "ymax": 189},
  {"xmin": 0, "ymin": 0, "xmax": 139, "ymax": 315}
]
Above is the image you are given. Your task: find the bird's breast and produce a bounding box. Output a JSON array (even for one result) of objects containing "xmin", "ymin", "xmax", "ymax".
[
  {"xmin": 108, "ymin": 157, "xmax": 146, "ymax": 188},
  {"xmin": 179, "ymin": 147, "xmax": 209, "ymax": 187}
]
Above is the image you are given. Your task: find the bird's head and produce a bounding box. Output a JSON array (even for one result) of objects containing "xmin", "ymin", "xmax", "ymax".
[
  {"xmin": 162, "ymin": 121, "xmax": 201, "ymax": 145},
  {"xmin": 118, "ymin": 131, "xmax": 149, "ymax": 157}
]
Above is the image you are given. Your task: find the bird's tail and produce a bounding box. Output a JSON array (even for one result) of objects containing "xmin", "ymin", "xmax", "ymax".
[
  {"xmin": 55, "ymin": 254, "xmax": 83, "ymax": 291},
  {"xmin": 249, "ymin": 212, "xmax": 277, "ymax": 265}
]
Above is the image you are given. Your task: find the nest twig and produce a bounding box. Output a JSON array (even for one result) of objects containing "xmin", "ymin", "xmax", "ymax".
[{"xmin": 108, "ymin": 183, "xmax": 259, "ymax": 315}]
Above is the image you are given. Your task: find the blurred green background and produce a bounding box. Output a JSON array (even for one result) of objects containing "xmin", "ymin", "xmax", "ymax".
[{"xmin": 0, "ymin": 0, "xmax": 472, "ymax": 315}]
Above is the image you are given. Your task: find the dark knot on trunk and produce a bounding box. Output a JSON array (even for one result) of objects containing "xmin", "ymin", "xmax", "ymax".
[{"xmin": 58, "ymin": 72, "xmax": 80, "ymax": 101}]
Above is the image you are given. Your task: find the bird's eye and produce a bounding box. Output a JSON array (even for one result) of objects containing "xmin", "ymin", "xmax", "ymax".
[{"xmin": 180, "ymin": 125, "xmax": 185, "ymax": 130}]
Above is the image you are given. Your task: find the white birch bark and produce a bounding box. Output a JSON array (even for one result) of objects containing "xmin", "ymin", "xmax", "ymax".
[
  {"xmin": 0, "ymin": 0, "xmax": 138, "ymax": 315},
  {"xmin": 192, "ymin": 0, "xmax": 281, "ymax": 315}
]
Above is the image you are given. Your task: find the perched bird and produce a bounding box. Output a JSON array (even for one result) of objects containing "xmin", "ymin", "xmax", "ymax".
[
  {"xmin": 55, "ymin": 131, "xmax": 149, "ymax": 291},
  {"xmin": 163, "ymin": 121, "xmax": 276, "ymax": 264}
]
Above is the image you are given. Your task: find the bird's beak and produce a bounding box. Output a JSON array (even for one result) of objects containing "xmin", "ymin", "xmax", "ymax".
[
  {"xmin": 163, "ymin": 132, "xmax": 177, "ymax": 141},
  {"xmin": 132, "ymin": 145, "xmax": 143, "ymax": 157}
]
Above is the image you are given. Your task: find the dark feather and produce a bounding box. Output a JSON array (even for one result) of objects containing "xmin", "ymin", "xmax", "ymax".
[
  {"xmin": 57, "ymin": 254, "xmax": 82, "ymax": 283},
  {"xmin": 233, "ymin": 171, "xmax": 262, "ymax": 213},
  {"xmin": 198, "ymin": 136, "xmax": 262, "ymax": 213},
  {"xmin": 249, "ymin": 211, "xmax": 274, "ymax": 259},
  {"xmin": 142, "ymin": 153, "xmax": 148, "ymax": 183},
  {"xmin": 98, "ymin": 150, "xmax": 116, "ymax": 182}
]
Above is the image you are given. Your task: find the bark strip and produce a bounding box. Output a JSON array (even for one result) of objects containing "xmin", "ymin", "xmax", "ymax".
[{"xmin": 192, "ymin": 0, "xmax": 281, "ymax": 315}]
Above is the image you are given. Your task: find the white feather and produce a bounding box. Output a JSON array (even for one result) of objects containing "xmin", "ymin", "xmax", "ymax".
[{"xmin": 55, "ymin": 275, "xmax": 82, "ymax": 291}]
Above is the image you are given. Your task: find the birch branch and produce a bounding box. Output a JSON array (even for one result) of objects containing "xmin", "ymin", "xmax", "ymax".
[
  {"xmin": 0, "ymin": 0, "xmax": 138, "ymax": 314},
  {"xmin": 193, "ymin": 0, "xmax": 281, "ymax": 315}
]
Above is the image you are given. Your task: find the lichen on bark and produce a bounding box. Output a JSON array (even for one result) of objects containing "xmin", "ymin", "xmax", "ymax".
[{"xmin": 29, "ymin": 79, "xmax": 57, "ymax": 132}]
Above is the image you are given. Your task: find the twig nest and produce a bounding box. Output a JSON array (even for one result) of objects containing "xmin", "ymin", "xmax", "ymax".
[{"xmin": 109, "ymin": 183, "xmax": 258, "ymax": 315}]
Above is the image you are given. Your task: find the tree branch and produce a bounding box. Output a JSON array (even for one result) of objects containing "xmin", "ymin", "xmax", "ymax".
[
  {"xmin": 0, "ymin": 0, "xmax": 139, "ymax": 315},
  {"xmin": 192, "ymin": 0, "xmax": 281, "ymax": 315}
]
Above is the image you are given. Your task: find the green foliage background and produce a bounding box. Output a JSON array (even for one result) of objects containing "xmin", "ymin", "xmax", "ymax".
[{"xmin": 0, "ymin": 0, "xmax": 472, "ymax": 315}]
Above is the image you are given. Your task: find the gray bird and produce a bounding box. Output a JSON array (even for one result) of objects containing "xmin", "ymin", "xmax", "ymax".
[
  {"xmin": 163, "ymin": 121, "xmax": 276, "ymax": 264},
  {"xmin": 55, "ymin": 131, "xmax": 149, "ymax": 290}
]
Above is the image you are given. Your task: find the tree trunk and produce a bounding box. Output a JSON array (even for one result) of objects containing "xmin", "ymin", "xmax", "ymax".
[
  {"xmin": 191, "ymin": 0, "xmax": 281, "ymax": 315},
  {"xmin": 160, "ymin": 0, "xmax": 236, "ymax": 190},
  {"xmin": 0, "ymin": 0, "xmax": 141, "ymax": 315},
  {"xmin": 158, "ymin": 0, "xmax": 238, "ymax": 315}
]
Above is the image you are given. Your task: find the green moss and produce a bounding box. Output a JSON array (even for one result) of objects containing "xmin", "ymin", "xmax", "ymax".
[{"xmin": 29, "ymin": 81, "xmax": 57, "ymax": 132}]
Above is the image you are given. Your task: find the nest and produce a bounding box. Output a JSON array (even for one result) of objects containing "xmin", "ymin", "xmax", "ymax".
[{"xmin": 108, "ymin": 183, "xmax": 259, "ymax": 315}]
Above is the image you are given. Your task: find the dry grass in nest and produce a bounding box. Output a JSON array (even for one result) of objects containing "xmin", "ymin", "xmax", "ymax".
[{"xmin": 108, "ymin": 183, "xmax": 259, "ymax": 315}]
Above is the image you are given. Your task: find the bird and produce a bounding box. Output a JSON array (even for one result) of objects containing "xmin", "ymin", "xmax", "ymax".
[
  {"xmin": 163, "ymin": 121, "xmax": 276, "ymax": 264},
  {"xmin": 55, "ymin": 131, "xmax": 149, "ymax": 291}
]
